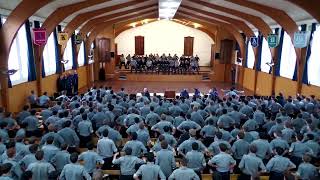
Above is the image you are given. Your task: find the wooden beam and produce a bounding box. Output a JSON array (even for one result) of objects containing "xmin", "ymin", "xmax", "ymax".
[
  {"xmin": 288, "ymin": 0, "xmax": 320, "ymax": 23},
  {"xmin": 187, "ymin": 0, "xmax": 272, "ymax": 38}
]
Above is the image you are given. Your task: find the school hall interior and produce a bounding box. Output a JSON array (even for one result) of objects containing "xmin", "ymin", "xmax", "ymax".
[{"xmin": 0, "ymin": 0, "xmax": 320, "ymax": 180}]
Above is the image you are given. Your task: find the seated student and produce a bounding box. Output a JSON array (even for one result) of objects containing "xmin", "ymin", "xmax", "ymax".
[
  {"xmin": 156, "ymin": 141, "xmax": 176, "ymax": 178},
  {"xmin": 27, "ymin": 150, "xmax": 55, "ymax": 180},
  {"xmin": 168, "ymin": 158, "xmax": 200, "ymax": 180},
  {"xmin": 295, "ymin": 154, "xmax": 318, "ymax": 180},
  {"xmin": 266, "ymin": 147, "xmax": 296, "ymax": 180},
  {"xmin": 238, "ymin": 144, "xmax": 266, "ymax": 180},
  {"xmin": 79, "ymin": 142, "xmax": 104, "ymax": 175},
  {"xmin": 59, "ymin": 153, "xmax": 91, "ymax": 180},
  {"xmin": 185, "ymin": 143, "xmax": 206, "ymax": 179},
  {"xmin": 133, "ymin": 152, "xmax": 166, "ymax": 180},
  {"xmin": 112, "ymin": 147, "xmax": 145, "ymax": 180},
  {"xmin": 38, "ymin": 92, "xmax": 50, "ymax": 107}
]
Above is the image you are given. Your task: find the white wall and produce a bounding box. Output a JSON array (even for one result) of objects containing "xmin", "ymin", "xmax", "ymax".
[{"xmin": 115, "ymin": 20, "xmax": 214, "ymax": 66}]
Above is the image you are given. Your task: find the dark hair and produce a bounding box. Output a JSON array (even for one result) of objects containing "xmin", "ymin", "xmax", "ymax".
[
  {"xmin": 81, "ymin": 113, "xmax": 87, "ymax": 120},
  {"xmin": 0, "ymin": 163, "xmax": 13, "ymax": 174},
  {"xmin": 70, "ymin": 153, "xmax": 79, "ymax": 163},
  {"xmin": 131, "ymin": 132, "xmax": 137, "ymax": 140},
  {"xmin": 249, "ymin": 144, "xmax": 257, "ymax": 153},
  {"xmin": 35, "ymin": 151, "xmax": 44, "ymax": 160},
  {"xmin": 60, "ymin": 144, "xmax": 68, "ymax": 151},
  {"xmin": 29, "ymin": 144, "xmax": 39, "ymax": 154},
  {"xmin": 216, "ymin": 131, "xmax": 223, "ymax": 139},
  {"xmin": 146, "ymin": 152, "xmax": 154, "ymax": 162},
  {"xmin": 102, "ymin": 129, "xmax": 109, "ymax": 137},
  {"xmin": 275, "ymin": 147, "xmax": 284, "ymax": 155},
  {"xmin": 219, "ymin": 143, "xmax": 228, "ymax": 152},
  {"xmin": 191, "ymin": 142, "xmax": 199, "ymax": 151},
  {"xmin": 125, "ymin": 147, "xmax": 132, "ymax": 155},
  {"xmin": 163, "ymin": 126, "xmax": 170, "ymax": 132},
  {"xmin": 87, "ymin": 142, "xmax": 94, "ymax": 150},
  {"xmin": 46, "ymin": 136, "xmax": 54, "ymax": 144},
  {"xmin": 161, "ymin": 140, "xmax": 168, "ymax": 149},
  {"xmin": 238, "ymin": 131, "xmax": 245, "ymax": 139}
]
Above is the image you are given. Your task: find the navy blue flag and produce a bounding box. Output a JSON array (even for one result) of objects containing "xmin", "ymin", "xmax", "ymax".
[{"xmin": 250, "ymin": 36, "xmax": 259, "ymax": 48}]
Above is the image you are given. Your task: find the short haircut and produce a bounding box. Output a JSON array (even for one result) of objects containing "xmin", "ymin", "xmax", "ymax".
[
  {"xmin": 191, "ymin": 142, "xmax": 199, "ymax": 151},
  {"xmin": 275, "ymin": 147, "xmax": 284, "ymax": 155},
  {"xmin": 35, "ymin": 150, "xmax": 44, "ymax": 160},
  {"xmin": 180, "ymin": 158, "xmax": 188, "ymax": 166},
  {"xmin": 125, "ymin": 147, "xmax": 132, "ymax": 155},
  {"xmin": 216, "ymin": 131, "xmax": 223, "ymax": 139},
  {"xmin": 29, "ymin": 144, "xmax": 39, "ymax": 154},
  {"xmin": 87, "ymin": 142, "xmax": 94, "ymax": 150},
  {"xmin": 237, "ymin": 131, "xmax": 245, "ymax": 139},
  {"xmin": 161, "ymin": 140, "xmax": 168, "ymax": 149},
  {"xmin": 102, "ymin": 129, "xmax": 109, "ymax": 137},
  {"xmin": 131, "ymin": 132, "xmax": 137, "ymax": 140},
  {"xmin": 146, "ymin": 152, "xmax": 154, "ymax": 162},
  {"xmin": 249, "ymin": 144, "xmax": 257, "ymax": 154},
  {"xmin": 70, "ymin": 153, "xmax": 79, "ymax": 163},
  {"xmin": 46, "ymin": 136, "xmax": 54, "ymax": 144},
  {"xmin": 0, "ymin": 163, "xmax": 13, "ymax": 174},
  {"xmin": 60, "ymin": 144, "xmax": 68, "ymax": 151},
  {"xmin": 219, "ymin": 143, "xmax": 228, "ymax": 152}
]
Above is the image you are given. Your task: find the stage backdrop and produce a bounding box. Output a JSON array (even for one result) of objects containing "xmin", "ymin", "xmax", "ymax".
[{"xmin": 115, "ymin": 20, "xmax": 214, "ymax": 66}]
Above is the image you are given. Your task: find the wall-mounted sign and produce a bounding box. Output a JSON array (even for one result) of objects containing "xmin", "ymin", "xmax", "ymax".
[
  {"xmin": 267, "ymin": 34, "xmax": 278, "ymax": 48},
  {"xmin": 33, "ymin": 28, "xmax": 46, "ymax": 46},
  {"xmin": 58, "ymin": 32, "xmax": 68, "ymax": 45},
  {"xmin": 250, "ymin": 36, "xmax": 259, "ymax": 48},
  {"xmin": 75, "ymin": 34, "xmax": 82, "ymax": 44},
  {"xmin": 294, "ymin": 31, "xmax": 308, "ymax": 48}
]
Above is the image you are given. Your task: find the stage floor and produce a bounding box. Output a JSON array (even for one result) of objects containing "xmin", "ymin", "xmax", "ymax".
[{"xmin": 92, "ymin": 80, "xmax": 254, "ymax": 96}]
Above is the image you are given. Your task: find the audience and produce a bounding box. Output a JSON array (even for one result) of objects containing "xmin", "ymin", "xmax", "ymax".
[{"xmin": 0, "ymin": 86, "xmax": 319, "ymax": 180}]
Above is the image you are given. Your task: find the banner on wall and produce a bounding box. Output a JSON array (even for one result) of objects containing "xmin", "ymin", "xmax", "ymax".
[
  {"xmin": 33, "ymin": 28, "xmax": 47, "ymax": 46},
  {"xmin": 294, "ymin": 31, "xmax": 308, "ymax": 48},
  {"xmin": 58, "ymin": 32, "xmax": 68, "ymax": 45},
  {"xmin": 267, "ymin": 34, "xmax": 278, "ymax": 48},
  {"xmin": 250, "ymin": 36, "xmax": 259, "ymax": 48},
  {"xmin": 75, "ymin": 34, "xmax": 82, "ymax": 44}
]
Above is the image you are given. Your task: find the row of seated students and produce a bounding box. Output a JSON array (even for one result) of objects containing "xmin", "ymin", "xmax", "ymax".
[{"xmin": 0, "ymin": 86, "xmax": 319, "ymax": 180}]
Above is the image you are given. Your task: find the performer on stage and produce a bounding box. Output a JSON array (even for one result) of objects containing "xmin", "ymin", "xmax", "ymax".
[
  {"xmin": 180, "ymin": 89, "xmax": 189, "ymax": 99},
  {"xmin": 119, "ymin": 54, "xmax": 126, "ymax": 69}
]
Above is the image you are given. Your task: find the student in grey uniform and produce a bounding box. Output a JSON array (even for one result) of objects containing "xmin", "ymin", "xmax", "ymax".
[
  {"xmin": 266, "ymin": 147, "xmax": 296, "ymax": 180},
  {"xmin": 208, "ymin": 131, "xmax": 231, "ymax": 156},
  {"xmin": 22, "ymin": 109, "xmax": 41, "ymax": 137},
  {"xmin": 151, "ymin": 116, "xmax": 175, "ymax": 134},
  {"xmin": 41, "ymin": 136, "xmax": 60, "ymax": 162},
  {"xmin": 77, "ymin": 114, "xmax": 93, "ymax": 147},
  {"xmin": 156, "ymin": 140, "xmax": 176, "ymax": 178},
  {"xmin": 177, "ymin": 114, "xmax": 201, "ymax": 133},
  {"xmin": 97, "ymin": 129, "xmax": 117, "ymax": 169},
  {"xmin": 26, "ymin": 150, "xmax": 55, "ymax": 180},
  {"xmin": 57, "ymin": 121, "xmax": 79, "ymax": 153},
  {"xmin": 123, "ymin": 132, "xmax": 147, "ymax": 157},
  {"xmin": 136, "ymin": 123, "xmax": 150, "ymax": 146},
  {"xmin": 208, "ymin": 143, "xmax": 236, "ymax": 180},
  {"xmin": 185, "ymin": 143, "xmax": 206, "ymax": 179},
  {"xmin": 59, "ymin": 153, "xmax": 91, "ymax": 180},
  {"xmin": 231, "ymin": 131, "xmax": 249, "ymax": 168},
  {"xmin": 112, "ymin": 147, "xmax": 145, "ymax": 180},
  {"xmin": 79, "ymin": 142, "xmax": 104, "ymax": 175},
  {"xmin": 289, "ymin": 133, "xmax": 313, "ymax": 167},
  {"xmin": 250, "ymin": 133, "xmax": 272, "ymax": 164},
  {"xmin": 168, "ymin": 158, "xmax": 200, "ymax": 180},
  {"xmin": 133, "ymin": 152, "xmax": 166, "ymax": 180},
  {"xmin": 178, "ymin": 129, "xmax": 207, "ymax": 155},
  {"xmin": 238, "ymin": 144, "xmax": 266, "ymax": 180},
  {"xmin": 0, "ymin": 163, "xmax": 13, "ymax": 180},
  {"xmin": 295, "ymin": 154, "xmax": 318, "ymax": 180},
  {"xmin": 270, "ymin": 131, "xmax": 289, "ymax": 152},
  {"xmin": 145, "ymin": 106, "xmax": 161, "ymax": 127},
  {"xmin": 19, "ymin": 144, "xmax": 38, "ymax": 171},
  {"xmin": 51, "ymin": 144, "xmax": 70, "ymax": 173}
]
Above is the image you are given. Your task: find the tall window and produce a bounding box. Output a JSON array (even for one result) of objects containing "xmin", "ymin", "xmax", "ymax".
[
  {"xmin": 279, "ymin": 31, "xmax": 297, "ymax": 79},
  {"xmin": 78, "ymin": 42, "xmax": 85, "ymax": 66},
  {"xmin": 307, "ymin": 25, "xmax": 320, "ymax": 86},
  {"xmin": 7, "ymin": 21, "xmax": 30, "ymax": 85},
  {"xmin": 246, "ymin": 40, "xmax": 255, "ymax": 69},
  {"xmin": 63, "ymin": 38, "xmax": 73, "ymax": 71},
  {"xmin": 42, "ymin": 33, "xmax": 57, "ymax": 76},
  {"xmin": 260, "ymin": 38, "xmax": 272, "ymax": 73}
]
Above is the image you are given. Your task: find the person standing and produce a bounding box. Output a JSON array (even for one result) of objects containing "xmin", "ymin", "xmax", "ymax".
[
  {"xmin": 133, "ymin": 152, "xmax": 166, "ymax": 180},
  {"xmin": 168, "ymin": 158, "xmax": 200, "ymax": 180},
  {"xmin": 59, "ymin": 153, "xmax": 91, "ymax": 180},
  {"xmin": 97, "ymin": 129, "xmax": 117, "ymax": 170}
]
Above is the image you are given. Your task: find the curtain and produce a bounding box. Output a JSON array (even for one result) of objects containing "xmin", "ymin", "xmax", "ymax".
[
  {"xmin": 34, "ymin": 21, "xmax": 46, "ymax": 78},
  {"xmin": 83, "ymin": 41, "xmax": 88, "ymax": 65},
  {"xmin": 244, "ymin": 38, "xmax": 249, "ymax": 68},
  {"xmin": 25, "ymin": 20, "xmax": 37, "ymax": 81},
  {"xmin": 275, "ymin": 29, "xmax": 285, "ymax": 76},
  {"xmin": 292, "ymin": 24, "xmax": 307, "ymax": 81},
  {"xmin": 302, "ymin": 23, "xmax": 317, "ymax": 84},
  {"xmin": 53, "ymin": 27, "xmax": 62, "ymax": 73},
  {"xmin": 71, "ymin": 33, "xmax": 77, "ymax": 70},
  {"xmin": 256, "ymin": 32, "xmax": 263, "ymax": 71}
]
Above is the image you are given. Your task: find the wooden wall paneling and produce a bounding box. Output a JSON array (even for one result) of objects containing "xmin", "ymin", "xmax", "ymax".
[
  {"xmin": 0, "ymin": 0, "xmax": 53, "ymax": 109},
  {"xmin": 220, "ymin": 39, "xmax": 234, "ymax": 82}
]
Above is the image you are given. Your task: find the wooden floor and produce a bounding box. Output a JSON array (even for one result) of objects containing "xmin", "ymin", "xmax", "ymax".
[{"xmin": 92, "ymin": 80, "xmax": 254, "ymax": 96}]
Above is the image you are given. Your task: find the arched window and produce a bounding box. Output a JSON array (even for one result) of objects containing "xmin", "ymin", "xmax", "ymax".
[
  {"xmin": 43, "ymin": 33, "xmax": 57, "ymax": 76},
  {"xmin": 7, "ymin": 21, "xmax": 29, "ymax": 85},
  {"xmin": 279, "ymin": 31, "xmax": 297, "ymax": 79},
  {"xmin": 307, "ymin": 25, "xmax": 320, "ymax": 86},
  {"xmin": 78, "ymin": 42, "xmax": 85, "ymax": 66},
  {"xmin": 260, "ymin": 38, "xmax": 272, "ymax": 73},
  {"xmin": 63, "ymin": 38, "xmax": 74, "ymax": 71},
  {"xmin": 246, "ymin": 40, "xmax": 255, "ymax": 69}
]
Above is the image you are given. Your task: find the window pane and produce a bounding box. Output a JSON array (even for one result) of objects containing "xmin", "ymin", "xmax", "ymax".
[
  {"xmin": 307, "ymin": 25, "xmax": 320, "ymax": 86},
  {"xmin": 43, "ymin": 33, "xmax": 57, "ymax": 76},
  {"xmin": 78, "ymin": 42, "xmax": 85, "ymax": 66},
  {"xmin": 8, "ymin": 24, "xmax": 29, "ymax": 85},
  {"xmin": 63, "ymin": 38, "xmax": 73, "ymax": 70},
  {"xmin": 260, "ymin": 38, "xmax": 272, "ymax": 73},
  {"xmin": 247, "ymin": 41, "xmax": 255, "ymax": 69},
  {"xmin": 280, "ymin": 31, "xmax": 297, "ymax": 79}
]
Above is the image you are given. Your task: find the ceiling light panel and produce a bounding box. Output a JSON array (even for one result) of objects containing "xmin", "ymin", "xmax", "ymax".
[{"xmin": 159, "ymin": 0, "xmax": 182, "ymax": 20}]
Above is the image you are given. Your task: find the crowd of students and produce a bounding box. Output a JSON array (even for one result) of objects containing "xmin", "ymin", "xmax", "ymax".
[
  {"xmin": 119, "ymin": 54, "xmax": 200, "ymax": 74},
  {"xmin": 0, "ymin": 86, "xmax": 319, "ymax": 180}
]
